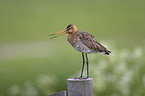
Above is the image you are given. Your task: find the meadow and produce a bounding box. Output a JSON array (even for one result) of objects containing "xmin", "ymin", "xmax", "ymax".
[{"xmin": 0, "ymin": 0, "xmax": 145, "ymax": 96}]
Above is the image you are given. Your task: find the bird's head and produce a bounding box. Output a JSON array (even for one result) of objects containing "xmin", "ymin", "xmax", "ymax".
[
  {"xmin": 48, "ymin": 24, "xmax": 78, "ymax": 39},
  {"xmin": 66, "ymin": 24, "xmax": 77, "ymax": 34}
]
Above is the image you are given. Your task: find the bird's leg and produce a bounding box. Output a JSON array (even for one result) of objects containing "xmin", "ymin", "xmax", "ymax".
[
  {"xmin": 86, "ymin": 53, "xmax": 89, "ymax": 78},
  {"xmin": 80, "ymin": 53, "xmax": 85, "ymax": 79}
]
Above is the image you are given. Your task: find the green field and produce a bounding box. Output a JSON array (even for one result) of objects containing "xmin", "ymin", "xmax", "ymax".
[{"xmin": 0, "ymin": 0, "xmax": 145, "ymax": 96}]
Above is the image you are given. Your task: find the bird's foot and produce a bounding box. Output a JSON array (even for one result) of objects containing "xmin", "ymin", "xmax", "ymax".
[
  {"xmin": 79, "ymin": 76, "xmax": 85, "ymax": 79},
  {"xmin": 74, "ymin": 76, "xmax": 90, "ymax": 79},
  {"xmin": 80, "ymin": 76, "xmax": 90, "ymax": 79},
  {"xmin": 74, "ymin": 76, "xmax": 84, "ymax": 79}
]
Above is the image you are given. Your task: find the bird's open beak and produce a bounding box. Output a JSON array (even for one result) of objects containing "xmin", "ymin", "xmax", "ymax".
[{"xmin": 48, "ymin": 30, "xmax": 66, "ymax": 39}]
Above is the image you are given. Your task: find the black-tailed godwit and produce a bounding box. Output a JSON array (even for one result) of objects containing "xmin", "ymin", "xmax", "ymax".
[{"xmin": 49, "ymin": 24, "xmax": 111, "ymax": 78}]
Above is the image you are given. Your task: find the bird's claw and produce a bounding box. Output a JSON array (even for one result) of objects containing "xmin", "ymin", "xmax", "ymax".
[
  {"xmin": 74, "ymin": 76, "xmax": 89, "ymax": 79},
  {"xmin": 79, "ymin": 76, "xmax": 85, "ymax": 79}
]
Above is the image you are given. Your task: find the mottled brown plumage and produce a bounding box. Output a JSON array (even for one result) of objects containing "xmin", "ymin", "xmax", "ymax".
[
  {"xmin": 48, "ymin": 24, "xmax": 111, "ymax": 78},
  {"xmin": 67, "ymin": 30, "xmax": 111, "ymax": 55}
]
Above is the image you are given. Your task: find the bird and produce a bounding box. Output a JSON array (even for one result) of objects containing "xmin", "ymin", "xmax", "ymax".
[{"xmin": 48, "ymin": 24, "xmax": 111, "ymax": 79}]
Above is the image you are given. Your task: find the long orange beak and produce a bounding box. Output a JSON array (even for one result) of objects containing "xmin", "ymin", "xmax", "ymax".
[{"xmin": 48, "ymin": 30, "xmax": 66, "ymax": 39}]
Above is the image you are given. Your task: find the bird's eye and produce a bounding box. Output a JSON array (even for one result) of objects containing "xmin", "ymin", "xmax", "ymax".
[{"xmin": 66, "ymin": 27, "xmax": 72, "ymax": 31}]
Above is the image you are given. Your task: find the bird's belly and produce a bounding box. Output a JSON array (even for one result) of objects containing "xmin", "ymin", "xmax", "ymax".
[{"xmin": 73, "ymin": 41, "xmax": 93, "ymax": 53}]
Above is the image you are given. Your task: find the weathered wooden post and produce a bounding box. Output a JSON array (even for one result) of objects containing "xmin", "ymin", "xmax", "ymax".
[{"xmin": 67, "ymin": 78, "xmax": 93, "ymax": 96}]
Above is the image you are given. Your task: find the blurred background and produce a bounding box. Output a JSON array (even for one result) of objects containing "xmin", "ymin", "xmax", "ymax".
[{"xmin": 0, "ymin": 0, "xmax": 145, "ymax": 96}]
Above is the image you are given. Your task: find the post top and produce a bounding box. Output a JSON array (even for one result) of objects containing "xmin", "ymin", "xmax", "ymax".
[{"xmin": 67, "ymin": 78, "xmax": 93, "ymax": 81}]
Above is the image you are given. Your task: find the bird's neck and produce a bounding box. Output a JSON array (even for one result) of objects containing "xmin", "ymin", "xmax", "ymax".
[{"xmin": 67, "ymin": 32, "xmax": 77, "ymax": 46}]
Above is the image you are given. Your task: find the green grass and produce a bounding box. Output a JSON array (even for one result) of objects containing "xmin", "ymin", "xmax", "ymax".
[{"xmin": 0, "ymin": 0, "xmax": 145, "ymax": 96}]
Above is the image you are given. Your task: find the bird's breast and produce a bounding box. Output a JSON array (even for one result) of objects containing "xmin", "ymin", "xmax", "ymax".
[
  {"xmin": 67, "ymin": 34, "xmax": 77, "ymax": 46},
  {"xmin": 67, "ymin": 34, "xmax": 92, "ymax": 53}
]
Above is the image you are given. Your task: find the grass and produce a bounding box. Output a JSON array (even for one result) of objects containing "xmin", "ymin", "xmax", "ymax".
[
  {"xmin": 91, "ymin": 45, "xmax": 145, "ymax": 96},
  {"xmin": 1, "ymin": 43, "xmax": 145, "ymax": 96}
]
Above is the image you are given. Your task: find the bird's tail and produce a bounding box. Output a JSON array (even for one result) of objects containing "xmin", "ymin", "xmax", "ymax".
[
  {"xmin": 95, "ymin": 41, "xmax": 111, "ymax": 55},
  {"xmin": 104, "ymin": 50, "xmax": 111, "ymax": 55}
]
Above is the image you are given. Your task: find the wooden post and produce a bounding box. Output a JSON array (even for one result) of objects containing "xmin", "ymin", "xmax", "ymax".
[{"xmin": 67, "ymin": 78, "xmax": 93, "ymax": 96}]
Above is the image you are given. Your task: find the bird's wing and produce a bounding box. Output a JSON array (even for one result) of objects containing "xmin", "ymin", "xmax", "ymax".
[{"xmin": 76, "ymin": 31, "xmax": 110, "ymax": 54}]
